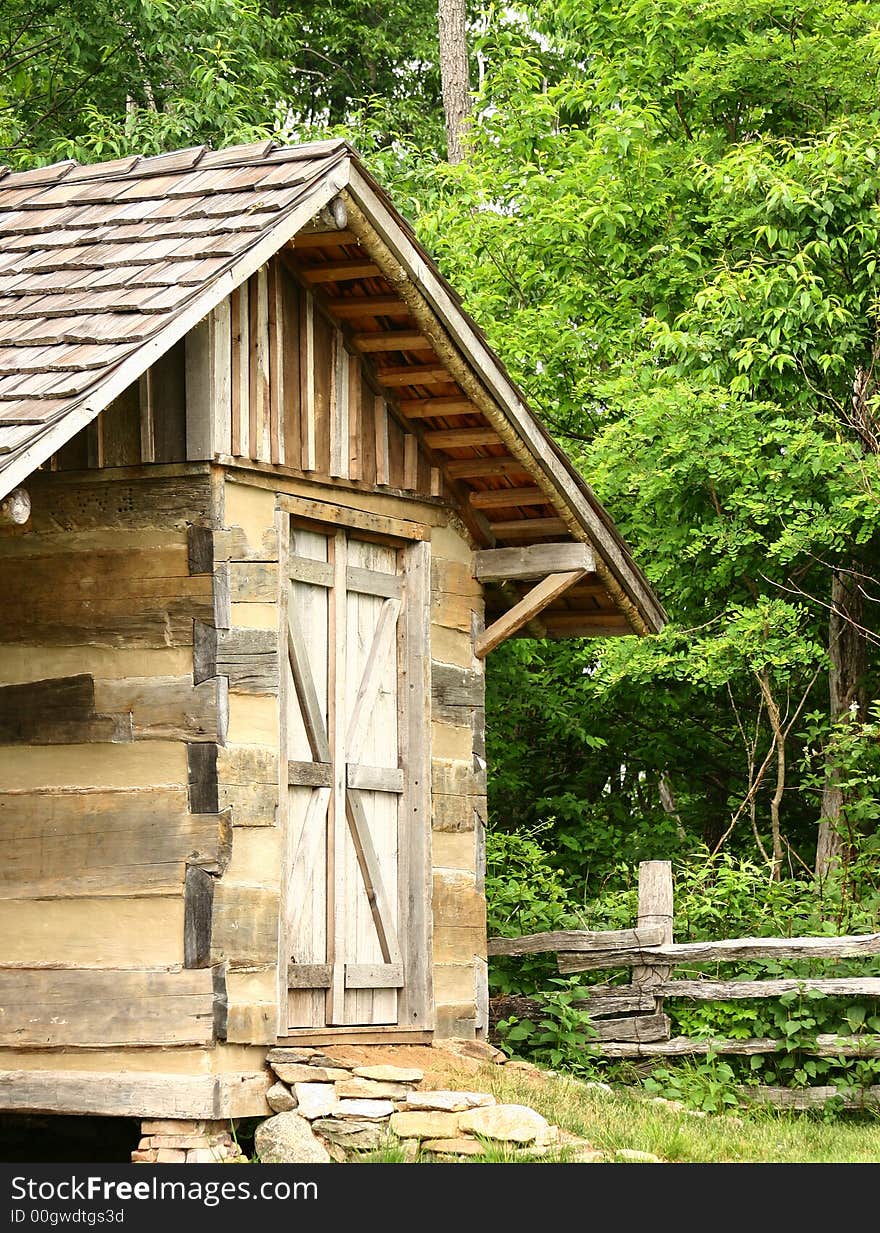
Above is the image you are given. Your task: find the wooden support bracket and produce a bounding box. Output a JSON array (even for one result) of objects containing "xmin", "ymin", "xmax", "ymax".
[{"xmin": 475, "ymin": 569, "xmax": 586, "ymax": 658}]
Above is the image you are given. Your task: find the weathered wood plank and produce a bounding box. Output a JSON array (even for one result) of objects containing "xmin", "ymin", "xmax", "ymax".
[
  {"xmin": 655, "ymin": 977, "xmax": 880, "ymax": 1000},
  {"xmin": 94, "ymin": 676, "xmax": 227, "ymax": 742},
  {"xmin": 188, "ymin": 742, "xmax": 219, "ymax": 814},
  {"xmin": 287, "ymin": 605, "xmax": 332, "ymax": 762},
  {"xmin": 346, "ymin": 963, "xmax": 404, "ymax": 989},
  {"xmin": 475, "ymin": 570, "xmax": 586, "ymax": 658},
  {"xmin": 289, "ymin": 556, "xmax": 334, "ymax": 587},
  {"xmin": 594, "ymin": 1035, "xmax": 880, "ymax": 1058},
  {"xmin": 344, "ymin": 789, "xmax": 402, "ymax": 968},
  {"xmin": 488, "ymin": 927, "xmax": 665, "ymax": 957},
  {"xmin": 488, "ymin": 517, "xmax": 569, "ymax": 539},
  {"xmin": 634, "ymin": 858, "xmax": 674, "ymax": 992},
  {"xmin": 229, "ymin": 560, "xmax": 278, "ymax": 603},
  {"xmin": 0, "ymin": 1070, "xmax": 271, "ymax": 1118},
  {"xmin": 277, "ymin": 494, "xmax": 430, "ymax": 542},
  {"xmin": 26, "ymin": 472, "xmax": 213, "ymax": 534},
  {"xmin": 346, "ymin": 565, "xmax": 402, "ymax": 598},
  {"xmin": 431, "ymin": 663, "xmax": 483, "ymax": 722},
  {"xmin": 288, "ymin": 759, "xmax": 333, "ymax": 788},
  {"xmin": 194, "ymin": 623, "xmax": 279, "ymax": 695},
  {"xmin": 346, "ymin": 763, "xmax": 404, "ymax": 793},
  {"xmin": 423, "ymin": 428, "xmax": 501, "ymax": 449},
  {"xmin": 217, "ymin": 746, "xmax": 278, "ymax": 826},
  {"xmin": 287, "ymin": 963, "xmax": 332, "ymax": 989},
  {"xmin": 0, "ymin": 675, "xmax": 131, "ymax": 745},
  {"xmin": 211, "ymin": 884, "xmax": 279, "ymax": 970},
  {"xmin": 184, "ymin": 866, "xmax": 215, "ymax": 969},
  {"xmin": 737, "ymin": 1085, "xmax": 880, "ymax": 1111},
  {"xmin": 344, "ymin": 598, "xmax": 400, "ymax": 766},
  {"xmin": 591, "ymin": 1013, "xmax": 670, "ymax": 1043},
  {"xmin": 558, "ymin": 932, "xmax": 880, "ymax": 973},
  {"xmin": 0, "ymin": 789, "xmax": 231, "ymax": 896},
  {"xmin": 0, "ymin": 968, "xmax": 216, "ymax": 1048},
  {"xmin": 572, "ymin": 990, "xmax": 658, "ymax": 1018},
  {"xmin": 469, "ymin": 487, "xmax": 547, "ymax": 510}
]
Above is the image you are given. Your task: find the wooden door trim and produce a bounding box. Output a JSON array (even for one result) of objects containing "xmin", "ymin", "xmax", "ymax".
[{"xmin": 277, "ymin": 493, "xmax": 430, "ymax": 541}]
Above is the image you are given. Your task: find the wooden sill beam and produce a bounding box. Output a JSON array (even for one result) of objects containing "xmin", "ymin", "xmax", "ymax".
[
  {"xmin": 353, "ymin": 331, "xmax": 429, "ymax": 352},
  {"xmin": 299, "ymin": 260, "xmax": 381, "ymax": 283},
  {"xmin": 324, "ymin": 295, "xmax": 409, "ymax": 318},
  {"xmin": 475, "ymin": 542, "xmax": 596, "ymax": 583},
  {"xmin": 475, "ymin": 569, "xmax": 587, "ymax": 658},
  {"xmin": 469, "ymin": 486, "xmax": 548, "ymax": 510}
]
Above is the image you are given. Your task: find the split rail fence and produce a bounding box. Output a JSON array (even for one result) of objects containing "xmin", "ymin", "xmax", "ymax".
[{"xmin": 489, "ymin": 860, "xmax": 880, "ymax": 1109}]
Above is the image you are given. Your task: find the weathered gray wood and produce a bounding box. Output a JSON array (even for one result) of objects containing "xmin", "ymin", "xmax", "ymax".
[
  {"xmin": 213, "ymin": 560, "xmax": 231, "ymax": 629},
  {"xmin": 489, "ymin": 926, "xmax": 665, "ymax": 957},
  {"xmin": 347, "ymin": 763, "xmax": 404, "ymax": 793},
  {"xmin": 737, "ymin": 1084, "xmax": 880, "ymax": 1111},
  {"xmin": 186, "ymin": 524, "xmax": 214, "ymax": 575},
  {"xmin": 431, "ymin": 663, "xmax": 484, "ymax": 717},
  {"xmin": 558, "ymin": 932, "xmax": 880, "ymax": 973},
  {"xmin": 656, "ymin": 977, "xmax": 880, "ymax": 1000},
  {"xmin": 0, "ymin": 968, "xmax": 216, "ymax": 1047},
  {"xmin": 211, "ymin": 884, "xmax": 279, "ymax": 970},
  {"xmin": 398, "ymin": 538, "xmax": 433, "ymax": 1029},
  {"xmin": 344, "ymin": 597, "xmax": 400, "ymax": 766},
  {"xmin": 0, "ymin": 790, "xmax": 231, "ymax": 896},
  {"xmin": 217, "ymin": 746, "xmax": 278, "ymax": 826},
  {"xmin": 573, "ymin": 989, "xmax": 658, "ymax": 1018},
  {"xmin": 212, "ymin": 963, "xmax": 228, "ymax": 1041},
  {"xmin": 194, "ymin": 622, "xmax": 279, "ymax": 694},
  {"xmin": 594, "ymin": 1034, "xmax": 880, "ymax": 1058},
  {"xmin": 287, "ymin": 604, "xmax": 332, "ymax": 762},
  {"xmin": 184, "ymin": 865, "xmax": 215, "ymax": 969},
  {"xmin": 94, "ymin": 676, "xmax": 227, "ymax": 742},
  {"xmin": 26, "ymin": 472, "xmax": 214, "ymax": 535},
  {"xmin": 634, "ymin": 859, "xmax": 674, "ymax": 992},
  {"xmin": 289, "ymin": 555, "xmax": 334, "ymax": 587},
  {"xmin": 346, "ymin": 962, "xmax": 405, "ymax": 989},
  {"xmin": 345, "ymin": 789, "xmax": 403, "ymax": 967},
  {"xmin": 591, "ymin": 1012, "xmax": 671, "ymax": 1043},
  {"xmin": 0, "ymin": 1069, "xmax": 271, "ymax": 1118},
  {"xmin": 287, "ymin": 963, "xmax": 332, "ymax": 989},
  {"xmin": 288, "ymin": 759, "xmax": 333, "ymax": 788},
  {"xmin": 475, "ymin": 571, "xmax": 586, "ymax": 658},
  {"xmin": 474, "ymin": 542, "xmax": 595, "ymax": 583},
  {"xmin": 0, "ymin": 674, "xmax": 131, "ymax": 745},
  {"xmin": 188, "ymin": 742, "xmax": 219, "ymax": 814},
  {"xmin": 346, "ymin": 565, "xmax": 402, "ymax": 598}
]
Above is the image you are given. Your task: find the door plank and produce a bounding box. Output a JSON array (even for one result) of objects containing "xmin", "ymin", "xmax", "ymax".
[
  {"xmin": 287, "ymin": 786, "xmax": 332, "ymax": 943},
  {"xmin": 288, "ymin": 760, "xmax": 333, "ymax": 788},
  {"xmin": 288, "ymin": 963, "xmax": 332, "ymax": 989},
  {"xmin": 328, "ymin": 530, "xmax": 349, "ymax": 1022},
  {"xmin": 346, "ymin": 763, "xmax": 404, "ymax": 793},
  {"xmin": 344, "ymin": 597, "xmax": 401, "ymax": 767},
  {"xmin": 346, "ymin": 566, "xmax": 402, "ymax": 599},
  {"xmin": 346, "ymin": 963, "xmax": 404, "ymax": 989},
  {"xmin": 289, "ymin": 556, "xmax": 333, "ymax": 587},
  {"xmin": 287, "ymin": 600, "xmax": 331, "ymax": 762},
  {"xmin": 345, "ymin": 787, "xmax": 403, "ymax": 968}
]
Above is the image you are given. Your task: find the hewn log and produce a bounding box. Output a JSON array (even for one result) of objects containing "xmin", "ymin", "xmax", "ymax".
[
  {"xmin": 193, "ymin": 622, "xmax": 278, "ymax": 694},
  {"xmin": 184, "ymin": 866, "xmax": 215, "ymax": 969},
  {"xmin": 488, "ymin": 927, "xmax": 665, "ymax": 957},
  {"xmin": 591, "ymin": 1013, "xmax": 671, "ymax": 1043},
  {"xmin": 0, "ymin": 968, "xmax": 216, "ymax": 1048},
  {"xmin": 737, "ymin": 1085, "xmax": 880, "ymax": 1111},
  {"xmin": 656, "ymin": 977, "xmax": 880, "ymax": 1000},
  {"xmin": 557, "ymin": 932, "xmax": 880, "ymax": 973},
  {"xmin": 0, "ymin": 1070, "xmax": 271, "ymax": 1118},
  {"xmin": 593, "ymin": 1035, "xmax": 880, "ymax": 1058},
  {"xmin": 633, "ymin": 859, "xmax": 673, "ymax": 991},
  {"xmin": 0, "ymin": 674, "xmax": 130, "ymax": 745}
]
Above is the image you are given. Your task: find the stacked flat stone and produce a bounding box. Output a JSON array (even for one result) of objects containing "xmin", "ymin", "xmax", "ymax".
[
  {"xmin": 132, "ymin": 1119, "xmax": 247, "ymax": 1164},
  {"xmin": 255, "ymin": 1045, "xmax": 560, "ymax": 1161}
]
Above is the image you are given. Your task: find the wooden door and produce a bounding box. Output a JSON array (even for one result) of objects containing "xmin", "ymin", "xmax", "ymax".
[{"xmin": 283, "ymin": 519, "xmax": 430, "ymax": 1028}]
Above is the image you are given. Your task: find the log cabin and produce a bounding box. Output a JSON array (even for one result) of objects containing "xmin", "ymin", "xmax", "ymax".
[{"xmin": 0, "ymin": 140, "xmax": 664, "ymax": 1133}]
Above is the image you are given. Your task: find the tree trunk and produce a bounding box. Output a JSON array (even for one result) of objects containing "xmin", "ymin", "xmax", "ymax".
[
  {"xmin": 816, "ymin": 568, "xmax": 867, "ymax": 876},
  {"xmin": 438, "ymin": 0, "xmax": 470, "ymax": 164}
]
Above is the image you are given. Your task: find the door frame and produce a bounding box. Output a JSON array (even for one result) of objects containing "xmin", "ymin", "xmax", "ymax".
[{"xmin": 275, "ymin": 494, "xmax": 434, "ymax": 1037}]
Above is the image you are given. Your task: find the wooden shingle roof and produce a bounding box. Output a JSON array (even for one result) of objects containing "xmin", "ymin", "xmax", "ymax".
[
  {"xmin": 0, "ymin": 140, "xmax": 665, "ymax": 634},
  {"xmin": 0, "ymin": 139, "xmax": 349, "ymax": 483}
]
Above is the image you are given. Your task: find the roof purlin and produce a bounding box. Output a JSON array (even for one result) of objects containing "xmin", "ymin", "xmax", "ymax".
[{"xmin": 0, "ymin": 158, "xmax": 349, "ymax": 499}]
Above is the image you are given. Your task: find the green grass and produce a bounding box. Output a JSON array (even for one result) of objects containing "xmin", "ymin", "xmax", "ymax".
[{"xmin": 357, "ymin": 1060, "xmax": 880, "ymax": 1164}]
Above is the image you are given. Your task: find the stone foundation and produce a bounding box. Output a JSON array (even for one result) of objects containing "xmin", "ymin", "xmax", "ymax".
[{"xmin": 132, "ymin": 1119, "xmax": 247, "ymax": 1164}]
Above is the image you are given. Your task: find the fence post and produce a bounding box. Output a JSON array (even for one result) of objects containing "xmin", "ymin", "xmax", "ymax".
[{"xmin": 633, "ymin": 861, "xmax": 673, "ymax": 1031}]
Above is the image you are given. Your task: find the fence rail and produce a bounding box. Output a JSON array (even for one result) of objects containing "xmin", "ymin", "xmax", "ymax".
[{"xmin": 488, "ymin": 860, "xmax": 880, "ymax": 1083}]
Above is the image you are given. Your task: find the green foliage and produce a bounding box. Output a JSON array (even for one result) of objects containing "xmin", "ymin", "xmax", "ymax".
[{"xmin": 495, "ymin": 980, "xmax": 600, "ymax": 1075}]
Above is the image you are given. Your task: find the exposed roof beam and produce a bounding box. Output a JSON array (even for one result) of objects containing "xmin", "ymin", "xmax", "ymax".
[
  {"xmin": 474, "ymin": 542, "xmax": 595, "ymax": 582},
  {"xmin": 485, "ymin": 517, "xmax": 569, "ymax": 539},
  {"xmin": 423, "ymin": 428, "xmax": 501, "ymax": 449},
  {"xmin": 298, "ymin": 260, "xmax": 381, "ymax": 283},
  {"xmin": 353, "ymin": 331, "xmax": 429, "ymax": 352},
  {"xmin": 325, "ymin": 295, "xmax": 409, "ymax": 318},
  {"xmin": 377, "ymin": 365, "xmax": 447, "ymax": 387},
  {"xmin": 399, "ymin": 397, "xmax": 476, "ymax": 419},
  {"xmin": 469, "ymin": 487, "xmax": 547, "ymax": 510}
]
